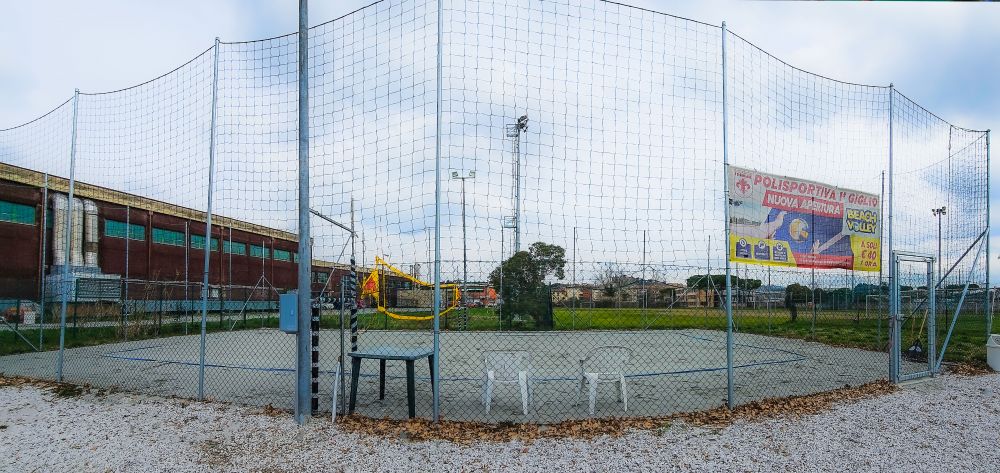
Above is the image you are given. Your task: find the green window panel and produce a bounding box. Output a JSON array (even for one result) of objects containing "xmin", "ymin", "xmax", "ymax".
[
  {"xmin": 250, "ymin": 244, "xmax": 270, "ymax": 259},
  {"xmin": 0, "ymin": 200, "xmax": 36, "ymax": 225},
  {"xmin": 313, "ymin": 271, "xmax": 329, "ymax": 284},
  {"xmin": 191, "ymin": 234, "xmax": 219, "ymax": 251},
  {"xmin": 152, "ymin": 227, "xmax": 185, "ymax": 247},
  {"xmin": 129, "ymin": 224, "xmax": 145, "ymax": 241},
  {"xmin": 273, "ymin": 249, "xmax": 291, "ymax": 261},
  {"xmin": 105, "ymin": 219, "xmax": 145, "ymax": 241},
  {"xmin": 224, "ymin": 240, "xmax": 246, "ymax": 255}
]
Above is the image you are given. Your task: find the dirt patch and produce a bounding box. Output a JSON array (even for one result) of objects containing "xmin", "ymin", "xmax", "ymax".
[
  {"xmin": 0, "ymin": 375, "xmax": 97, "ymax": 398},
  {"xmin": 196, "ymin": 439, "xmax": 233, "ymax": 468},
  {"xmin": 335, "ymin": 380, "xmax": 897, "ymax": 443},
  {"xmin": 676, "ymin": 380, "xmax": 895, "ymax": 426},
  {"xmin": 946, "ymin": 362, "xmax": 994, "ymax": 377}
]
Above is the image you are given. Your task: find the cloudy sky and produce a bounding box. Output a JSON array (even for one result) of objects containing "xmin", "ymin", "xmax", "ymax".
[{"xmin": 1, "ymin": 0, "xmax": 996, "ymax": 283}]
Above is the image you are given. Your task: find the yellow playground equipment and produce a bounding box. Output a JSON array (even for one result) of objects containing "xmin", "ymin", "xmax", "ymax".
[{"xmin": 360, "ymin": 256, "xmax": 461, "ymax": 321}]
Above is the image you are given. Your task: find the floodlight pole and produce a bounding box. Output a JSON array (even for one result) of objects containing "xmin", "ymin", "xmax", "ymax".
[
  {"xmin": 507, "ymin": 116, "xmax": 528, "ymax": 253},
  {"xmin": 499, "ymin": 222, "xmax": 504, "ymax": 331},
  {"xmin": 295, "ymin": 0, "xmax": 313, "ymax": 425},
  {"xmin": 452, "ymin": 170, "xmax": 475, "ymax": 329},
  {"xmin": 720, "ymin": 22, "xmax": 735, "ymax": 409}
]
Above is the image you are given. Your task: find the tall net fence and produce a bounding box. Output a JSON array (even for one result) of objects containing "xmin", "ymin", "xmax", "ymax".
[{"xmin": 0, "ymin": 0, "xmax": 990, "ymax": 423}]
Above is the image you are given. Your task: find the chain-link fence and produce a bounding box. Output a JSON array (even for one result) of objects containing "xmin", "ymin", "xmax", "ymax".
[{"xmin": 0, "ymin": 0, "xmax": 990, "ymax": 423}]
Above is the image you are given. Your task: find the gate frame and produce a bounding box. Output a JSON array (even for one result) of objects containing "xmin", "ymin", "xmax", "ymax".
[{"xmin": 890, "ymin": 251, "xmax": 936, "ymax": 383}]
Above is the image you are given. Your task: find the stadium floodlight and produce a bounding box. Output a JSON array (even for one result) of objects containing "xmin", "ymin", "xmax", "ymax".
[{"xmin": 505, "ymin": 115, "xmax": 528, "ymax": 252}]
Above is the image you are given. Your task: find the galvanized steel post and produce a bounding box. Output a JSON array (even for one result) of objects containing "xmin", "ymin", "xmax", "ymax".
[
  {"xmin": 198, "ymin": 38, "xmax": 221, "ymax": 401},
  {"xmin": 39, "ymin": 173, "xmax": 48, "ymax": 350},
  {"xmin": 56, "ymin": 89, "xmax": 79, "ymax": 382},
  {"xmin": 295, "ymin": 0, "xmax": 313, "ymax": 426},
  {"xmin": 986, "ymin": 130, "xmax": 992, "ymax": 336},
  {"xmin": 886, "ymin": 84, "xmax": 900, "ymax": 382},
  {"xmin": 431, "ymin": 0, "xmax": 445, "ymax": 422},
  {"xmin": 720, "ymin": 22, "xmax": 735, "ymax": 408}
]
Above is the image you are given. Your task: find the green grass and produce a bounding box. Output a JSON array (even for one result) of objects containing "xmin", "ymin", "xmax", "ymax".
[
  {"xmin": 2, "ymin": 306, "xmax": 993, "ymax": 367},
  {"xmin": 0, "ymin": 311, "xmax": 278, "ymax": 357}
]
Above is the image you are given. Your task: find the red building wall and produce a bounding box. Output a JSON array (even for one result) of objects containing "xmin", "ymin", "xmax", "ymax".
[{"xmin": 1, "ymin": 176, "xmax": 379, "ymax": 303}]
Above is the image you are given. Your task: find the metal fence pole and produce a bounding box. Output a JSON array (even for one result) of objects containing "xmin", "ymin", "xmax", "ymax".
[
  {"xmin": 295, "ymin": 0, "xmax": 313, "ymax": 426},
  {"xmin": 431, "ymin": 0, "xmax": 445, "ymax": 423},
  {"xmin": 124, "ymin": 205, "xmax": 130, "ymax": 341},
  {"xmin": 350, "ymin": 199, "xmax": 358, "ymax": 353},
  {"xmin": 642, "ymin": 229, "xmax": 647, "ymax": 325},
  {"xmin": 185, "ymin": 221, "xmax": 190, "ymax": 333},
  {"xmin": 571, "ymin": 226, "xmax": 576, "ymax": 329},
  {"xmin": 887, "ymin": 84, "xmax": 897, "ymax": 383},
  {"xmin": 39, "ymin": 173, "xmax": 49, "ymax": 350},
  {"xmin": 339, "ymin": 279, "xmax": 347, "ymax": 417},
  {"xmin": 56, "ymin": 89, "xmax": 79, "ymax": 383},
  {"xmin": 720, "ymin": 22, "xmax": 735, "ymax": 409},
  {"xmin": 198, "ymin": 38, "xmax": 221, "ymax": 401},
  {"xmin": 986, "ymin": 130, "xmax": 992, "ymax": 336}
]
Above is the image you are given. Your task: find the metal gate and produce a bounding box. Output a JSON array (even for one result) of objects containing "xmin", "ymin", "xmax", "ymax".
[{"xmin": 890, "ymin": 251, "xmax": 936, "ymax": 382}]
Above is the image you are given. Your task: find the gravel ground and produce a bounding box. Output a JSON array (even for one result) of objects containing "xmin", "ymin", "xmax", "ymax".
[
  {"xmin": 1, "ymin": 373, "xmax": 998, "ymax": 472},
  {"xmin": 2, "ymin": 329, "xmax": 904, "ymax": 422}
]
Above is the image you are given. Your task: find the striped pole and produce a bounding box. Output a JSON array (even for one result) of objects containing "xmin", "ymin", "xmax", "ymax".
[
  {"xmin": 350, "ymin": 198, "xmax": 358, "ymax": 352},
  {"xmin": 311, "ymin": 304, "xmax": 319, "ymax": 413}
]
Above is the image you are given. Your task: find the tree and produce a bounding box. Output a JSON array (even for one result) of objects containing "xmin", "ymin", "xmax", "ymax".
[
  {"xmin": 785, "ymin": 283, "xmax": 811, "ymax": 302},
  {"xmin": 685, "ymin": 274, "xmax": 761, "ymax": 290},
  {"xmin": 596, "ymin": 263, "xmax": 630, "ymax": 307},
  {"xmin": 489, "ymin": 242, "xmax": 566, "ymax": 329}
]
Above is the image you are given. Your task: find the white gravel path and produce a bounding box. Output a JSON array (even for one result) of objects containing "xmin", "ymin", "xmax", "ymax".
[{"xmin": 1, "ymin": 374, "xmax": 998, "ymax": 472}]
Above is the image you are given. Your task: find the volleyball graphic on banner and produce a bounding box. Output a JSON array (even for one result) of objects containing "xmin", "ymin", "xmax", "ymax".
[{"xmin": 727, "ymin": 166, "xmax": 881, "ymax": 271}]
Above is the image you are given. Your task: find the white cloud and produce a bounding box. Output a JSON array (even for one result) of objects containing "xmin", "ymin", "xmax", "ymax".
[{"xmin": 1, "ymin": 0, "xmax": 995, "ymax": 285}]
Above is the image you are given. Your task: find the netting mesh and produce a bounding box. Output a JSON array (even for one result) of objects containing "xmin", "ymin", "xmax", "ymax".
[{"xmin": 0, "ymin": 0, "xmax": 990, "ymax": 423}]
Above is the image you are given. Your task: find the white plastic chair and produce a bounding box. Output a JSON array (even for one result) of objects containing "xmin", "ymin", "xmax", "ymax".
[
  {"xmin": 482, "ymin": 350, "xmax": 532, "ymax": 415},
  {"xmin": 577, "ymin": 346, "xmax": 632, "ymax": 415}
]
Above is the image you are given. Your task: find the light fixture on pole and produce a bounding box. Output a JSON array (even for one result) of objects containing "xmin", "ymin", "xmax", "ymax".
[{"xmin": 506, "ymin": 115, "xmax": 528, "ymax": 252}]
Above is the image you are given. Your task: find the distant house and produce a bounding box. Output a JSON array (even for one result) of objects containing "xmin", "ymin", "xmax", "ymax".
[
  {"xmin": 551, "ymin": 284, "xmax": 593, "ymax": 304},
  {"xmin": 677, "ymin": 288, "xmax": 717, "ymax": 308},
  {"xmin": 397, "ymin": 282, "xmax": 496, "ymax": 308}
]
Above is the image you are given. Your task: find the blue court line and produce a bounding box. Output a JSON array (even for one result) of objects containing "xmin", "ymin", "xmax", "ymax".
[{"xmin": 675, "ymin": 331, "xmax": 810, "ymax": 360}]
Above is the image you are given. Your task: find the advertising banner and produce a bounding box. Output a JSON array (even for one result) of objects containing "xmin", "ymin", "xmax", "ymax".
[{"xmin": 728, "ymin": 166, "xmax": 881, "ymax": 271}]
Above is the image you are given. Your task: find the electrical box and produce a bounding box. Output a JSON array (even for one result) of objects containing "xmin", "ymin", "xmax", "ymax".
[{"xmin": 279, "ymin": 292, "xmax": 298, "ymax": 333}]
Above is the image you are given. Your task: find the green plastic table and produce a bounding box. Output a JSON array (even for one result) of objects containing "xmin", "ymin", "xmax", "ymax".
[{"xmin": 348, "ymin": 346, "xmax": 435, "ymax": 418}]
